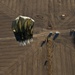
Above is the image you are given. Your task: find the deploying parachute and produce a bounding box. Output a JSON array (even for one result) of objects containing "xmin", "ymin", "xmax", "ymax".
[{"xmin": 12, "ymin": 16, "xmax": 35, "ymax": 46}]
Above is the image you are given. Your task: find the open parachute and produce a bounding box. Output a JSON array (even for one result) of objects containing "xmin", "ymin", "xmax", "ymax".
[{"xmin": 12, "ymin": 16, "xmax": 35, "ymax": 46}]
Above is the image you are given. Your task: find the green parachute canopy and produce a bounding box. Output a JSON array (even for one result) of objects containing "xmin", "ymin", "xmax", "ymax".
[{"xmin": 12, "ymin": 16, "xmax": 35, "ymax": 44}]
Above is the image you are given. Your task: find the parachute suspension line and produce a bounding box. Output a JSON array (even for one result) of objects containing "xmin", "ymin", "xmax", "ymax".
[{"xmin": 18, "ymin": 20, "xmax": 22, "ymax": 32}]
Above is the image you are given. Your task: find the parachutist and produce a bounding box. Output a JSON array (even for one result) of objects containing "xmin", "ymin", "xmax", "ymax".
[
  {"xmin": 41, "ymin": 41, "xmax": 45, "ymax": 47},
  {"xmin": 47, "ymin": 31, "xmax": 53, "ymax": 38},
  {"xmin": 53, "ymin": 31, "xmax": 60, "ymax": 40},
  {"xmin": 70, "ymin": 29, "xmax": 75, "ymax": 36},
  {"xmin": 44, "ymin": 60, "xmax": 48, "ymax": 66}
]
